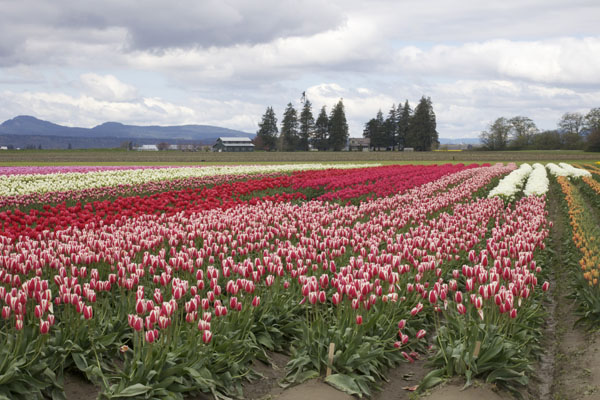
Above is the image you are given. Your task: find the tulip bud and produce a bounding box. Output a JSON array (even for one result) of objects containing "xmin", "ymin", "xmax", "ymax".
[
  {"xmin": 252, "ymin": 296, "xmax": 260, "ymax": 307},
  {"xmin": 332, "ymin": 292, "xmax": 340, "ymax": 306},
  {"xmin": 39, "ymin": 319, "xmax": 50, "ymax": 334},
  {"xmin": 318, "ymin": 291, "xmax": 327, "ymax": 304},
  {"xmin": 356, "ymin": 315, "xmax": 363, "ymax": 325},
  {"xmin": 202, "ymin": 330, "xmax": 213, "ymax": 344},
  {"xmin": 229, "ymin": 297, "xmax": 238, "ymax": 310},
  {"xmin": 455, "ymin": 291, "xmax": 463, "ymax": 303},
  {"xmin": 428, "ymin": 290, "xmax": 437, "ymax": 304},
  {"xmin": 83, "ymin": 305, "xmax": 93, "ymax": 320}
]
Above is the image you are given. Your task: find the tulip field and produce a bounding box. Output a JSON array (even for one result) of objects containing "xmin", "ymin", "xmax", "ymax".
[{"xmin": 1, "ymin": 161, "xmax": 600, "ymax": 399}]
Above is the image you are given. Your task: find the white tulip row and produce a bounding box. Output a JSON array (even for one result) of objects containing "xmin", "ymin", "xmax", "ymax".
[
  {"xmin": 545, "ymin": 162, "xmax": 591, "ymax": 178},
  {"xmin": 488, "ymin": 163, "xmax": 532, "ymax": 200},
  {"xmin": 0, "ymin": 163, "xmax": 377, "ymax": 197},
  {"xmin": 523, "ymin": 163, "xmax": 549, "ymax": 196},
  {"xmin": 489, "ymin": 161, "xmax": 593, "ymax": 200}
]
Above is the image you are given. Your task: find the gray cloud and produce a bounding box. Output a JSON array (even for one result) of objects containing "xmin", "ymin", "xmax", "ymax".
[
  {"xmin": 1, "ymin": 0, "xmax": 599, "ymax": 139},
  {"xmin": 0, "ymin": 0, "xmax": 346, "ymax": 64}
]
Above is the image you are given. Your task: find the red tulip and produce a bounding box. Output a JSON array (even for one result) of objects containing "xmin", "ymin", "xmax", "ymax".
[
  {"xmin": 332, "ymin": 293, "xmax": 340, "ymax": 306},
  {"xmin": 356, "ymin": 315, "xmax": 363, "ymax": 325},
  {"xmin": 202, "ymin": 330, "xmax": 213, "ymax": 344},
  {"xmin": 39, "ymin": 319, "xmax": 50, "ymax": 334}
]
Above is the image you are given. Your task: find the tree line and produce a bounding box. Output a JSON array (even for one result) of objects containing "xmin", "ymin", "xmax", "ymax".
[
  {"xmin": 255, "ymin": 98, "xmax": 349, "ymax": 151},
  {"xmin": 480, "ymin": 108, "xmax": 600, "ymax": 152},
  {"xmin": 362, "ymin": 96, "xmax": 438, "ymax": 151},
  {"xmin": 255, "ymin": 95, "xmax": 439, "ymax": 152}
]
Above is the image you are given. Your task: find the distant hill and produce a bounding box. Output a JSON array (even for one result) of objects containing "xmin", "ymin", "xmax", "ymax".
[{"xmin": 0, "ymin": 115, "xmax": 254, "ymax": 149}]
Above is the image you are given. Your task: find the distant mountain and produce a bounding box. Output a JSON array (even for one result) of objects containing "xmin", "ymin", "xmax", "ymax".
[
  {"xmin": 438, "ymin": 137, "xmax": 480, "ymax": 145},
  {"xmin": 0, "ymin": 115, "xmax": 254, "ymax": 149}
]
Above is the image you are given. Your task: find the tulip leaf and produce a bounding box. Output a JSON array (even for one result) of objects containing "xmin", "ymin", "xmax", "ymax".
[
  {"xmin": 325, "ymin": 373, "xmax": 361, "ymax": 396},
  {"xmin": 114, "ymin": 383, "xmax": 152, "ymax": 397}
]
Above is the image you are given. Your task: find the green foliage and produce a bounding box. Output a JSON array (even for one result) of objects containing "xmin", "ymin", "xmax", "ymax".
[
  {"xmin": 312, "ymin": 106, "xmax": 329, "ymax": 151},
  {"xmin": 280, "ymin": 103, "xmax": 300, "ymax": 152},
  {"xmin": 256, "ymin": 107, "xmax": 279, "ymax": 151},
  {"xmin": 406, "ymin": 96, "xmax": 438, "ymax": 151},
  {"xmin": 328, "ymin": 100, "xmax": 349, "ymax": 151},
  {"xmin": 480, "ymin": 117, "xmax": 510, "ymax": 151},
  {"xmin": 298, "ymin": 100, "xmax": 314, "ymax": 152}
]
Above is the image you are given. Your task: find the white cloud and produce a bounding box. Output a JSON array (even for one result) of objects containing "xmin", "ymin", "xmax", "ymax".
[
  {"xmin": 393, "ymin": 37, "xmax": 600, "ymax": 86},
  {"xmin": 80, "ymin": 73, "xmax": 138, "ymax": 102}
]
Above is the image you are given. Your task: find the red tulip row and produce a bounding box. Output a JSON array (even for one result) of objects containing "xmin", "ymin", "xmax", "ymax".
[{"xmin": 0, "ymin": 164, "xmax": 475, "ymax": 240}]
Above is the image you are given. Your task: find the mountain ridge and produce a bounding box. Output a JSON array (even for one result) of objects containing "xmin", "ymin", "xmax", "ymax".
[{"xmin": 0, "ymin": 115, "xmax": 254, "ymax": 141}]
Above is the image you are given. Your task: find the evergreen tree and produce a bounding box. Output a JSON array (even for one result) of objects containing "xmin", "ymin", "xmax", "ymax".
[
  {"xmin": 280, "ymin": 103, "xmax": 299, "ymax": 151},
  {"xmin": 383, "ymin": 105, "xmax": 397, "ymax": 150},
  {"xmin": 363, "ymin": 111, "xmax": 385, "ymax": 150},
  {"xmin": 255, "ymin": 106, "xmax": 278, "ymax": 151},
  {"xmin": 328, "ymin": 99, "xmax": 349, "ymax": 151},
  {"xmin": 373, "ymin": 110, "xmax": 386, "ymax": 149},
  {"xmin": 313, "ymin": 106, "xmax": 329, "ymax": 151},
  {"xmin": 408, "ymin": 96, "xmax": 438, "ymax": 151},
  {"xmin": 396, "ymin": 100, "xmax": 411, "ymax": 150},
  {"xmin": 298, "ymin": 99, "xmax": 314, "ymax": 151}
]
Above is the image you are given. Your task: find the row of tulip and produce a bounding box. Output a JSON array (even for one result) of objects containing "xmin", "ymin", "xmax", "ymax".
[
  {"xmin": 0, "ymin": 164, "xmax": 474, "ymax": 240},
  {"xmin": 0, "ymin": 163, "xmax": 374, "ymax": 197},
  {"xmin": 0, "ymin": 163, "xmax": 522, "ymax": 399},
  {"xmin": 555, "ymin": 170, "xmax": 600, "ymax": 327},
  {"xmin": 487, "ymin": 163, "xmax": 532, "ymax": 200},
  {"xmin": 524, "ymin": 163, "xmax": 550, "ymax": 196},
  {"xmin": 546, "ymin": 162, "xmax": 591, "ymax": 178},
  {"xmin": 0, "ymin": 165, "xmax": 179, "ymax": 176}
]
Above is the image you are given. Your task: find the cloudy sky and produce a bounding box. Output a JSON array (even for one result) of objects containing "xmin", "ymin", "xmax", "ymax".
[{"xmin": 1, "ymin": 0, "xmax": 599, "ymax": 139}]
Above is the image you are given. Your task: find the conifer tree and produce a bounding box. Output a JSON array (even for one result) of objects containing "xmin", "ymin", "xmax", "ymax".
[
  {"xmin": 328, "ymin": 99, "xmax": 349, "ymax": 151},
  {"xmin": 397, "ymin": 100, "xmax": 411, "ymax": 150},
  {"xmin": 408, "ymin": 96, "xmax": 438, "ymax": 151},
  {"xmin": 313, "ymin": 106, "xmax": 329, "ymax": 151},
  {"xmin": 298, "ymin": 99, "xmax": 314, "ymax": 151},
  {"xmin": 255, "ymin": 106, "xmax": 278, "ymax": 151},
  {"xmin": 280, "ymin": 103, "xmax": 299, "ymax": 151}
]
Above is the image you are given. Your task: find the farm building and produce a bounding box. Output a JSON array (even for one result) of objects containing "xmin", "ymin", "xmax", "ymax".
[
  {"xmin": 348, "ymin": 138, "xmax": 370, "ymax": 151},
  {"xmin": 136, "ymin": 144, "xmax": 158, "ymax": 151},
  {"xmin": 212, "ymin": 137, "xmax": 254, "ymax": 152}
]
